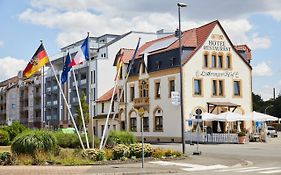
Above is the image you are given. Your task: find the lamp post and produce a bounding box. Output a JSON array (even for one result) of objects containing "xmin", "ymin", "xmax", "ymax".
[
  {"xmin": 177, "ymin": 2, "xmax": 187, "ymax": 154},
  {"xmin": 264, "ymin": 105, "xmax": 273, "ymax": 114}
]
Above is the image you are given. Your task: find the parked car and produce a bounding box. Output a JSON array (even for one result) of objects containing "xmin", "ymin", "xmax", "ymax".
[{"xmin": 267, "ymin": 126, "xmax": 278, "ymax": 137}]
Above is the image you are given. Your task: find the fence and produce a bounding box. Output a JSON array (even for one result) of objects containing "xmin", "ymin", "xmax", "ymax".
[{"xmin": 185, "ymin": 132, "xmax": 239, "ymax": 144}]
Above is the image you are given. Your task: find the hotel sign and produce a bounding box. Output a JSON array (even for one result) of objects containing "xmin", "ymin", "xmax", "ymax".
[
  {"xmin": 195, "ymin": 70, "xmax": 239, "ymax": 78},
  {"xmin": 203, "ymin": 34, "xmax": 231, "ymax": 52}
]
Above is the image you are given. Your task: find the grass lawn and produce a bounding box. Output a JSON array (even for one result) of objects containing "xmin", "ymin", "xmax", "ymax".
[{"xmin": 0, "ymin": 146, "xmax": 11, "ymax": 153}]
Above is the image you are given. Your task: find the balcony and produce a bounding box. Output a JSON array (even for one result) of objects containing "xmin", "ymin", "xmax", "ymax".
[
  {"xmin": 133, "ymin": 97, "xmax": 149, "ymax": 109},
  {"xmin": 80, "ymin": 79, "xmax": 87, "ymax": 85}
]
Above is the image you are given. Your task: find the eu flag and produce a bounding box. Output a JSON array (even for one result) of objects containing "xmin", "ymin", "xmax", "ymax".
[{"xmin": 61, "ymin": 52, "xmax": 72, "ymax": 84}]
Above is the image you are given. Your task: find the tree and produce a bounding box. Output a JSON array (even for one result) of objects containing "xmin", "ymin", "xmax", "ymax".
[
  {"xmin": 252, "ymin": 92, "xmax": 264, "ymax": 112},
  {"xmin": 75, "ymin": 91, "xmax": 89, "ymax": 131}
]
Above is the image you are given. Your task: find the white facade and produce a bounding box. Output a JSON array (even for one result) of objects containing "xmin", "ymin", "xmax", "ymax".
[{"xmin": 182, "ymin": 24, "xmax": 252, "ymax": 131}]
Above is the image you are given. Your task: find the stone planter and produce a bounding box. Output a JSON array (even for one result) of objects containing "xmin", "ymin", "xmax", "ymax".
[{"xmin": 238, "ymin": 136, "xmax": 246, "ymax": 144}]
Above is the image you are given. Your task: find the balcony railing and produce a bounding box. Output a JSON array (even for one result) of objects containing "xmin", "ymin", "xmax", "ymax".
[{"xmin": 133, "ymin": 97, "xmax": 149, "ymax": 108}]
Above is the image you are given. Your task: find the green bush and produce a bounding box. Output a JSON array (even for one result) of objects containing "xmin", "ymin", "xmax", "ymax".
[
  {"xmin": 152, "ymin": 148, "xmax": 165, "ymax": 158},
  {"xmin": 0, "ymin": 152, "xmax": 14, "ymax": 165},
  {"xmin": 11, "ymin": 130, "xmax": 58, "ymax": 156},
  {"xmin": 238, "ymin": 131, "xmax": 246, "ymax": 137},
  {"xmin": 0, "ymin": 129, "xmax": 10, "ymax": 146},
  {"xmin": 129, "ymin": 143, "xmax": 153, "ymax": 158},
  {"xmin": 152, "ymin": 148, "xmax": 182, "ymax": 158},
  {"xmin": 82, "ymin": 149, "xmax": 105, "ymax": 161},
  {"xmin": 112, "ymin": 144, "xmax": 130, "ymax": 160},
  {"xmin": 3, "ymin": 121, "xmax": 27, "ymax": 141},
  {"xmin": 54, "ymin": 132, "xmax": 100, "ymax": 149},
  {"xmin": 106, "ymin": 131, "xmax": 136, "ymax": 147}
]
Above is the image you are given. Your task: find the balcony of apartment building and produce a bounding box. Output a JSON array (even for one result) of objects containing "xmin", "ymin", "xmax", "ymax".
[{"xmin": 0, "ymin": 115, "xmax": 6, "ymax": 125}]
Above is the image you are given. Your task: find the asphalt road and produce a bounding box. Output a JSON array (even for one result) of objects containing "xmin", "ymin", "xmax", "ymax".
[{"xmin": 152, "ymin": 132, "xmax": 281, "ymax": 175}]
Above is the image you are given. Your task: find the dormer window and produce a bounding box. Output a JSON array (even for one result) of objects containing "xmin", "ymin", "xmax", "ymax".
[
  {"xmin": 155, "ymin": 61, "xmax": 161, "ymax": 70},
  {"xmin": 170, "ymin": 58, "xmax": 176, "ymax": 67}
]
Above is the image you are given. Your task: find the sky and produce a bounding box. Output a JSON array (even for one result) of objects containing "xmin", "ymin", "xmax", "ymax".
[{"xmin": 0, "ymin": 0, "xmax": 281, "ymax": 100}]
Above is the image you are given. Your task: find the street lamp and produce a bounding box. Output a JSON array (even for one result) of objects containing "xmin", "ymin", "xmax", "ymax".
[
  {"xmin": 265, "ymin": 105, "xmax": 273, "ymax": 114},
  {"xmin": 177, "ymin": 2, "xmax": 187, "ymax": 154}
]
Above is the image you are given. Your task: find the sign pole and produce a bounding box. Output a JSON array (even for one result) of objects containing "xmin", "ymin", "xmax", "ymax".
[{"xmin": 138, "ymin": 107, "xmax": 145, "ymax": 168}]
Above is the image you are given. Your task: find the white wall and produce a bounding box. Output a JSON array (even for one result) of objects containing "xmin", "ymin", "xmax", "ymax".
[{"xmin": 182, "ymin": 24, "xmax": 252, "ymax": 129}]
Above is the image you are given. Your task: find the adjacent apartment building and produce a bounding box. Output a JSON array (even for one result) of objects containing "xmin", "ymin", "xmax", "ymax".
[{"xmin": 94, "ymin": 20, "xmax": 253, "ymax": 142}]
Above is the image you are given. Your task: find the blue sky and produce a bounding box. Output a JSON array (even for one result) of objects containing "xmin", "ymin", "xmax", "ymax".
[{"xmin": 0, "ymin": 0, "xmax": 280, "ymax": 100}]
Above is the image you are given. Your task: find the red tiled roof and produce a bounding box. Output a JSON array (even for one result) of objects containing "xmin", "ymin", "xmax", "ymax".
[
  {"xmin": 96, "ymin": 88, "xmax": 117, "ymax": 102},
  {"xmin": 234, "ymin": 45, "xmax": 252, "ymax": 61},
  {"xmin": 113, "ymin": 20, "xmax": 251, "ymax": 69},
  {"xmin": 114, "ymin": 48, "xmax": 135, "ymax": 66}
]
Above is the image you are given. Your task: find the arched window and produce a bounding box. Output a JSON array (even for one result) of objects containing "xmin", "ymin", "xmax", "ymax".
[
  {"xmin": 129, "ymin": 110, "xmax": 137, "ymax": 132},
  {"xmin": 154, "ymin": 108, "xmax": 163, "ymax": 132},
  {"xmin": 218, "ymin": 52, "xmax": 224, "ymax": 68},
  {"xmin": 226, "ymin": 53, "xmax": 232, "ymax": 69}
]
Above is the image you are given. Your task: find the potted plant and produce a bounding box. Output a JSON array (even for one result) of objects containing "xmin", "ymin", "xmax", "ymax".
[{"xmin": 238, "ymin": 131, "xmax": 246, "ymax": 144}]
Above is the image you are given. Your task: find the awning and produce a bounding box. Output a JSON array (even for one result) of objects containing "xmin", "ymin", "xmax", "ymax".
[{"xmin": 207, "ymin": 102, "xmax": 240, "ymax": 113}]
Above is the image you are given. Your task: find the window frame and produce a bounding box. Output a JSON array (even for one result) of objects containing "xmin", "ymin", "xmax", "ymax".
[
  {"xmin": 233, "ymin": 79, "xmax": 242, "ymax": 97},
  {"xmin": 154, "ymin": 80, "xmax": 161, "ymax": 99},
  {"xmin": 193, "ymin": 78, "xmax": 203, "ymax": 97}
]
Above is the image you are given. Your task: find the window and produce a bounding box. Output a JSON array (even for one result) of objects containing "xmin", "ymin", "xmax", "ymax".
[
  {"xmin": 212, "ymin": 79, "xmax": 224, "ymax": 97},
  {"xmin": 93, "ymin": 70, "xmax": 96, "ymax": 84},
  {"xmin": 218, "ymin": 80, "xmax": 224, "ymax": 96},
  {"xmin": 155, "ymin": 61, "xmax": 161, "ymax": 70},
  {"xmin": 212, "ymin": 80, "xmax": 217, "ymax": 96},
  {"xmin": 234, "ymin": 80, "xmax": 241, "ymax": 96},
  {"xmin": 101, "ymin": 103, "xmax": 104, "ymax": 113},
  {"xmin": 139, "ymin": 79, "xmax": 149, "ymax": 98},
  {"xmin": 169, "ymin": 79, "xmax": 175, "ymax": 97},
  {"xmin": 204, "ymin": 54, "xmax": 209, "ymax": 68},
  {"xmin": 111, "ymin": 101, "xmax": 114, "ymax": 112},
  {"xmin": 91, "ymin": 71, "xmax": 93, "ymax": 84},
  {"xmin": 211, "ymin": 54, "xmax": 217, "ymax": 68},
  {"xmin": 130, "ymin": 117, "xmax": 137, "ymax": 132},
  {"xmin": 155, "ymin": 81, "xmax": 161, "ymax": 98},
  {"xmin": 12, "ymin": 104, "xmax": 16, "ymax": 109},
  {"xmin": 143, "ymin": 117, "xmax": 149, "ymax": 132},
  {"xmin": 130, "ymin": 86, "xmax": 135, "ymax": 102},
  {"xmin": 155, "ymin": 116, "xmax": 163, "ymax": 131},
  {"xmin": 194, "ymin": 79, "xmax": 202, "ymax": 96},
  {"xmin": 226, "ymin": 54, "xmax": 232, "ymax": 69},
  {"xmin": 170, "ymin": 58, "xmax": 176, "ymax": 67},
  {"xmin": 218, "ymin": 55, "xmax": 223, "ymax": 68}
]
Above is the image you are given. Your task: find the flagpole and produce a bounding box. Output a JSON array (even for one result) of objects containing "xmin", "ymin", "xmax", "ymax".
[
  {"xmin": 99, "ymin": 61, "xmax": 122, "ymax": 149},
  {"xmin": 101, "ymin": 38, "xmax": 141, "ymax": 148},
  {"xmin": 71, "ymin": 67, "xmax": 90, "ymax": 149},
  {"xmin": 86, "ymin": 32, "xmax": 95, "ymax": 149},
  {"xmin": 48, "ymin": 56, "xmax": 85, "ymax": 150}
]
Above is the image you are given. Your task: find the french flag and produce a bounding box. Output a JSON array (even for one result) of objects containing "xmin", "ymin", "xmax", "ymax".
[{"xmin": 69, "ymin": 36, "xmax": 89, "ymax": 67}]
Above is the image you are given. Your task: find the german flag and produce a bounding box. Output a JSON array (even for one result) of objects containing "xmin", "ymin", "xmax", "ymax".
[{"xmin": 23, "ymin": 43, "xmax": 49, "ymax": 78}]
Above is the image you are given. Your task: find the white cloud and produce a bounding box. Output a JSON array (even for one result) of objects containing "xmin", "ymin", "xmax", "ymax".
[
  {"xmin": 0, "ymin": 57, "xmax": 27, "ymax": 81},
  {"xmin": 0, "ymin": 41, "xmax": 3, "ymax": 48},
  {"xmin": 252, "ymin": 62, "xmax": 273, "ymax": 77},
  {"xmin": 19, "ymin": 0, "xmax": 274, "ymax": 49}
]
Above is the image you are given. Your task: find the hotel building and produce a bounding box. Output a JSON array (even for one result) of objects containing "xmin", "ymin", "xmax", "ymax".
[{"xmin": 96, "ymin": 20, "xmax": 253, "ymax": 142}]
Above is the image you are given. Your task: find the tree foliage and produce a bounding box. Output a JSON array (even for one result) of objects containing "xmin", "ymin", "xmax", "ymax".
[{"xmin": 75, "ymin": 91, "xmax": 89, "ymax": 131}]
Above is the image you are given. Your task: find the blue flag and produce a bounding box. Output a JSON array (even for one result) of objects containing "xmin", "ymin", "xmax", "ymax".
[
  {"xmin": 126, "ymin": 38, "xmax": 141, "ymax": 76},
  {"xmin": 61, "ymin": 52, "xmax": 72, "ymax": 84}
]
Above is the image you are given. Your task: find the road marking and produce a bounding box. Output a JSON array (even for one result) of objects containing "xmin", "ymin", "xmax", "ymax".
[
  {"xmin": 260, "ymin": 169, "xmax": 281, "ymax": 174},
  {"xmin": 182, "ymin": 164, "xmax": 228, "ymax": 172},
  {"xmin": 215, "ymin": 167, "xmax": 259, "ymax": 172},
  {"xmin": 238, "ymin": 167, "xmax": 280, "ymax": 172},
  {"xmin": 149, "ymin": 161, "xmax": 228, "ymax": 171}
]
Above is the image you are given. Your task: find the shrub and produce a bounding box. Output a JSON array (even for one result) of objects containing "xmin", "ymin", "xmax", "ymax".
[
  {"xmin": 54, "ymin": 132, "xmax": 100, "ymax": 149},
  {"xmin": 11, "ymin": 130, "xmax": 58, "ymax": 156},
  {"xmin": 152, "ymin": 148, "xmax": 165, "ymax": 158},
  {"xmin": 3, "ymin": 121, "xmax": 27, "ymax": 141},
  {"xmin": 106, "ymin": 131, "xmax": 136, "ymax": 147},
  {"xmin": 0, "ymin": 152, "xmax": 14, "ymax": 165},
  {"xmin": 0, "ymin": 130, "xmax": 10, "ymax": 146},
  {"xmin": 238, "ymin": 131, "xmax": 246, "ymax": 137},
  {"xmin": 129, "ymin": 143, "xmax": 153, "ymax": 158},
  {"xmin": 104, "ymin": 149, "xmax": 113, "ymax": 160},
  {"xmin": 82, "ymin": 149, "xmax": 105, "ymax": 161},
  {"xmin": 112, "ymin": 144, "xmax": 130, "ymax": 160}
]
